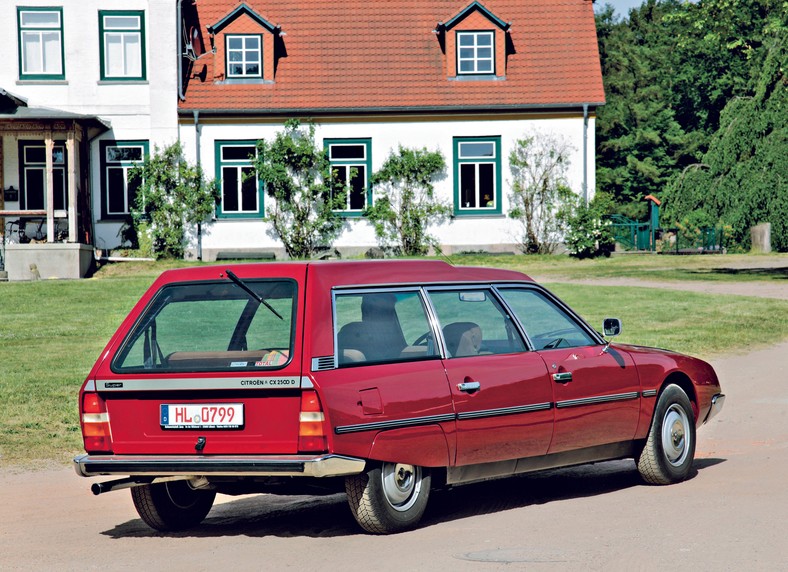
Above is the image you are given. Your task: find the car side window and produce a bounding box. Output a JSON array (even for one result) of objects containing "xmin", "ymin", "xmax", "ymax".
[
  {"xmin": 498, "ymin": 288, "xmax": 597, "ymax": 350},
  {"xmin": 335, "ymin": 290, "xmax": 438, "ymax": 366},
  {"xmin": 427, "ymin": 289, "xmax": 526, "ymax": 357}
]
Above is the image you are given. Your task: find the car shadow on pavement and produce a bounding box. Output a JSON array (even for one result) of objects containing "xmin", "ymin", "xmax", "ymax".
[{"xmin": 101, "ymin": 458, "xmax": 726, "ymax": 539}]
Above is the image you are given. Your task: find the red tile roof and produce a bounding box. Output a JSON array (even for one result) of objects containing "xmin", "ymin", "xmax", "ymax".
[{"xmin": 180, "ymin": 0, "xmax": 605, "ymax": 114}]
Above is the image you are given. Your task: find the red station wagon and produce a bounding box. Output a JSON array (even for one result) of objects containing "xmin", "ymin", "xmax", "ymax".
[{"xmin": 74, "ymin": 260, "xmax": 725, "ymax": 533}]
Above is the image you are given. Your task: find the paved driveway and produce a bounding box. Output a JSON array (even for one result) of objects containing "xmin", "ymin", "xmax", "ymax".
[{"xmin": 1, "ymin": 339, "xmax": 786, "ymax": 570}]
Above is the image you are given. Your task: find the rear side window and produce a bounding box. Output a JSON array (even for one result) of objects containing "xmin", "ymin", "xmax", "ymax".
[
  {"xmin": 113, "ymin": 280, "xmax": 296, "ymax": 372},
  {"xmin": 335, "ymin": 290, "xmax": 438, "ymax": 366}
]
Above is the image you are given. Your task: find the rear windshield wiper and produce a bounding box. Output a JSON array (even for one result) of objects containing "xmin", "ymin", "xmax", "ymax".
[{"xmin": 225, "ymin": 269, "xmax": 284, "ymax": 320}]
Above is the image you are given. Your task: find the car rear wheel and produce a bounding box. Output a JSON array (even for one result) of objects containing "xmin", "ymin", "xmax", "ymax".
[
  {"xmin": 638, "ymin": 384, "xmax": 696, "ymax": 485},
  {"xmin": 345, "ymin": 462, "xmax": 431, "ymax": 534},
  {"xmin": 131, "ymin": 480, "xmax": 216, "ymax": 531}
]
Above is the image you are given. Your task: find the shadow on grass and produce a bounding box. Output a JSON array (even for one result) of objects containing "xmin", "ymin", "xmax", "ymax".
[
  {"xmin": 101, "ymin": 458, "xmax": 726, "ymax": 539},
  {"xmin": 686, "ymin": 267, "xmax": 788, "ymax": 280}
]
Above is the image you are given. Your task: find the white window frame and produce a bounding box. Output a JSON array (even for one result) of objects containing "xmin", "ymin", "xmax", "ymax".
[
  {"xmin": 226, "ymin": 35, "xmax": 262, "ymax": 78},
  {"xmin": 103, "ymin": 143, "xmax": 146, "ymax": 217},
  {"xmin": 457, "ymin": 31, "xmax": 495, "ymax": 75}
]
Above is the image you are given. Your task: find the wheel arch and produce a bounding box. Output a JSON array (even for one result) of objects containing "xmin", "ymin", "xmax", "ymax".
[{"xmin": 659, "ymin": 371, "xmax": 698, "ymax": 422}]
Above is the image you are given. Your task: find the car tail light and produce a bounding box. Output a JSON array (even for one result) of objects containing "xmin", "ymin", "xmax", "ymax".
[
  {"xmin": 298, "ymin": 390, "xmax": 327, "ymax": 453},
  {"xmin": 82, "ymin": 392, "xmax": 113, "ymax": 453}
]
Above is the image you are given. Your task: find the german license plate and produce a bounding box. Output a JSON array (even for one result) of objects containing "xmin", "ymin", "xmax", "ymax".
[{"xmin": 160, "ymin": 403, "xmax": 244, "ymax": 429}]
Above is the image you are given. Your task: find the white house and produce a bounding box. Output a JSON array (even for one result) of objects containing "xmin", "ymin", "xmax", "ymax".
[{"xmin": 1, "ymin": 0, "xmax": 605, "ymax": 277}]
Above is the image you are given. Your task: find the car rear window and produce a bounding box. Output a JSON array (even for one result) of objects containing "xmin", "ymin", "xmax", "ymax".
[{"xmin": 112, "ymin": 279, "xmax": 296, "ymax": 372}]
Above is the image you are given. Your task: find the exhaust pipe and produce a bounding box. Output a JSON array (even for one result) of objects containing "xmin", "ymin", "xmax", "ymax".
[
  {"xmin": 91, "ymin": 475, "xmax": 200, "ymax": 495},
  {"xmin": 91, "ymin": 477, "xmax": 152, "ymax": 495}
]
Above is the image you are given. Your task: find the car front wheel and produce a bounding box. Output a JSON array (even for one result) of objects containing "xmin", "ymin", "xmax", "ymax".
[
  {"xmin": 131, "ymin": 480, "xmax": 216, "ymax": 531},
  {"xmin": 637, "ymin": 384, "xmax": 696, "ymax": 485},
  {"xmin": 345, "ymin": 462, "xmax": 431, "ymax": 534}
]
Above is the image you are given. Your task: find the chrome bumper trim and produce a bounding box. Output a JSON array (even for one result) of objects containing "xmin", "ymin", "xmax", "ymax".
[
  {"xmin": 73, "ymin": 453, "xmax": 366, "ymax": 478},
  {"xmin": 705, "ymin": 393, "xmax": 726, "ymax": 423}
]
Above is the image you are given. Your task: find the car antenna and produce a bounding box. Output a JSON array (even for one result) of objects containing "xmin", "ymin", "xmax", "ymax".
[{"xmin": 225, "ymin": 269, "xmax": 283, "ymax": 320}]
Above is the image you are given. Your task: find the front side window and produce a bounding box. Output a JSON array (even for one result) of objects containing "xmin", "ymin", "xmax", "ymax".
[
  {"xmin": 454, "ymin": 136, "xmax": 501, "ymax": 215},
  {"xmin": 18, "ymin": 7, "xmax": 64, "ymax": 80},
  {"xmin": 100, "ymin": 140, "xmax": 148, "ymax": 218},
  {"xmin": 226, "ymin": 35, "xmax": 261, "ymax": 78},
  {"xmin": 335, "ymin": 290, "xmax": 438, "ymax": 366},
  {"xmin": 19, "ymin": 141, "xmax": 66, "ymax": 211},
  {"xmin": 215, "ymin": 141, "xmax": 262, "ymax": 218},
  {"xmin": 113, "ymin": 280, "xmax": 296, "ymax": 372},
  {"xmin": 99, "ymin": 11, "xmax": 145, "ymax": 80},
  {"xmin": 498, "ymin": 287, "xmax": 597, "ymax": 350},
  {"xmin": 427, "ymin": 288, "xmax": 526, "ymax": 357},
  {"xmin": 325, "ymin": 139, "xmax": 371, "ymax": 214},
  {"xmin": 457, "ymin": 31, "xmax": 494, "ymax": 75}
]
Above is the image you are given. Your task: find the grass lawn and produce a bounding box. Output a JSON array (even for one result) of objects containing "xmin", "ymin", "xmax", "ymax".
[{"xmin": 1, "ymin": 254, "xmax": 786, "ymax": 467}]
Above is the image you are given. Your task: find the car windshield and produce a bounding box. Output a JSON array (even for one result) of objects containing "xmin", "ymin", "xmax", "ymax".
[{"xmin": 112, "ymin": 279, "xmax": 296, "ymax": 372}]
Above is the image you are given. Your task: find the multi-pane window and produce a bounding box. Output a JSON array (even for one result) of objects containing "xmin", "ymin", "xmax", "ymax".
[
  {"xmin": 325, "ymin": 139, "xmax": 371, "ymax": 213},
  {"xmin": 216, "ymin": 142, "xmax": 262, "ymax": 218},
  {"xmin": 226, "ymin": 35, "xmax": 261, "ymax": 78},
  {"xmin": 19, "ymin": 142, "xmax": 67, "ymax": 211},
  {"xmin": 18, "ymin": 7, "xmax": 64, "ymax": 80},
  {"xmin": 100, "ymin": 141, "xmax": 148, "ymax": 218},
  {"xmin": 454, "ymin": 136, "xmax": 501, "ymax": 215},
  {"xmin": 457, "ymin": 31, "xmax": 494, "ymax": 75},
  {"xmin": 99, "ymin": 11, "xmax": 145, "ymax": 80}
]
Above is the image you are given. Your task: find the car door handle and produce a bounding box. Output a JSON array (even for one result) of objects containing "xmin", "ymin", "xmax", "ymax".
[
  {"xmin": 552, "ymin": 372, "xmax": 573, "ymax": 383},
  {"xmin": 457, "ymin": 381, "xmax": 481, "ymax": 393}
]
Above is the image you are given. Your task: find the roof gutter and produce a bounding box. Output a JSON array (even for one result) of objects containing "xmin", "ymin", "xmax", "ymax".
[{"xmin": 177, "ymin": 102, "xmax": 603, "ymax": 118}]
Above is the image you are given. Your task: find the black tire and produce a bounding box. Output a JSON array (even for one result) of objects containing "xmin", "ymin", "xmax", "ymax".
[
  {"xmin": 345, "ymin": 462, "xmax": 431, "ymax": 534},
  {"xmin": 131, "ymin": 481, "xmax": 216, "ymax": 531},
  {"xmin": 638, "ymin": 384, "xmax": 696, "ymax": 485}
]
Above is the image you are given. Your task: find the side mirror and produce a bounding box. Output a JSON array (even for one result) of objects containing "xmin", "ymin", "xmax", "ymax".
[{"xmin": 603, "ymin": 318, "xmax": 622, "ymax": 337}]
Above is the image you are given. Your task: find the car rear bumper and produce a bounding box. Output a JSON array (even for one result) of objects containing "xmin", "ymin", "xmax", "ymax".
[{"xmin": 73, "ymin": 453, "xmax": 366, "ymax": 478}]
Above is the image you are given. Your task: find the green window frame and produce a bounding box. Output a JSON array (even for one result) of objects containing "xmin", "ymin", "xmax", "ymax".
[
  {"xmin": 99, "ymin": 10, "xmax": 146, "ymax": 81},
  {"xmin": 324, "ymin": 138, "xmax": 371, "ymax": 216},
  {"xmin": 453, "ymin": 136, "xmax": 501, "ymax": 216},
  {"xmin": 100, "ymin": 140, "xmax": 149, "ymax": 219},
  {"xmin": 17, "ymin": 7, "xmax": 65, "ymax": 80},
  {"xmin": 215, "ymin": 141, "xmax": 264, "ymax": 219},
  {"xmin": 226, "ymin": 34, "xmax": 262, "ymax": 78},
  {"xmin": 18, "ymin": 140, "xmax": 67, "ymax": 211},
  {"xmin": 456, "ymin": 31, "xmax": 495, "ymax": 76}
]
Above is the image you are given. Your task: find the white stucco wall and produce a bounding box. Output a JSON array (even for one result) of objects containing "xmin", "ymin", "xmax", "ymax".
[
  {"xmin": 179, "ymin": 113, "xmax": 596, "ymax": 258},
  {"xmin": 0, "ymin": 0, "xmax": 179, "ymax": 250}
]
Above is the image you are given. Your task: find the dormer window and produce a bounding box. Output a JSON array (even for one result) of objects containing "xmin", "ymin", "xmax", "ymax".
[
  {"xmin": 207, "ymin": 3, "xmax": 280, "ymax": 83},
  {"xmin": 457, "ymin": 31, "xmax": 494, "ymax": 75},
  {"xmin": 436, "ymin": 1, "xmax": 510, "ymax": 80},
  {"xmin": 226, "ymin": 35, "xmax": 261, "ymax": 78}
]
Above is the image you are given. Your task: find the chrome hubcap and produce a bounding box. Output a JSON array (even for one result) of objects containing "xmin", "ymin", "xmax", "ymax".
[
  {"xmin": 381, "ymin": 463, "xmax": 421, "ymax": 511},
  {"xmin": 662, "ymin": 404, "xmax": 690, "ymax": 466}
]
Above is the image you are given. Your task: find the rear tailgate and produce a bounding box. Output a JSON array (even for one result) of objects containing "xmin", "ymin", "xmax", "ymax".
[
  {"xmin": 97, "ymin": 378, "xmax": 302, "ymax": 455},
  {"xmin": 85, "ymin": 266, "xmax": 308, "ymax": 456}
]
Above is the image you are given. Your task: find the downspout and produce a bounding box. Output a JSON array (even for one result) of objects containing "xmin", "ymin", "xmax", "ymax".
[
  {"xmin": 193, "ymin": 109, "xmax": 202, "ymax": 260},
  {"xmin": 583, "ymin": 103, "xmax": 589, "ymax": 207},
  {"xmin": 177, "ymin": 0, "xmax": 185, "ymax": 101}
]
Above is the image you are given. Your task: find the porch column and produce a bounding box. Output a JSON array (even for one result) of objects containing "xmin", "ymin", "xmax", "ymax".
[
  {"xmin": 66, "ymin": 130, "xmax": 77, "ymax": 242},
  {"xmin": 45, "ymin": 134, "xmax": 55, "ymax": 242}
]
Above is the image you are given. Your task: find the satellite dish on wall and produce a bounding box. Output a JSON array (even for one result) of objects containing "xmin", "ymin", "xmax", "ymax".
[{"xmin": 183, "ymin": 25, "xmax": 206, "ymax": 61}]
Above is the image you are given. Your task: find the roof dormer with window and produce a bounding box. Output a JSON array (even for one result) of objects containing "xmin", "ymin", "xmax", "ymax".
[
  {"xmin": 206, "ymin": 3, "xmax": 281, "ymax": 83},
  {"xmin": 435, "ymin": 1, "xmax": 511, "ymax": 80}
]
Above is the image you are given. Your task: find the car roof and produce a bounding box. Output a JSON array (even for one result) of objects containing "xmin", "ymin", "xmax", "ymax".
[{"xmin": 155, "ymin": 260, "xmax": 532, "ymax": 288}]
